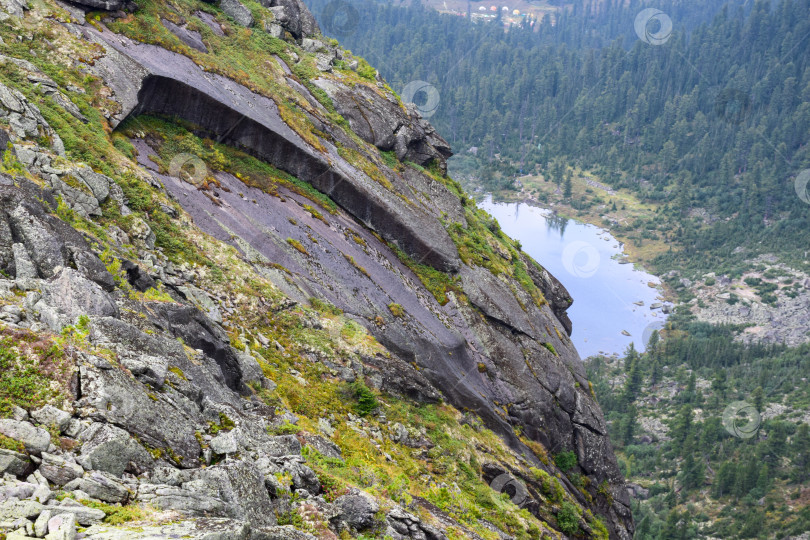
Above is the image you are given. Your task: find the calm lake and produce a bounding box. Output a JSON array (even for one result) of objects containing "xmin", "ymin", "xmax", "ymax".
[{"xmin": 478, "ymin": 197, "xmax": 668, "ymax": 358}]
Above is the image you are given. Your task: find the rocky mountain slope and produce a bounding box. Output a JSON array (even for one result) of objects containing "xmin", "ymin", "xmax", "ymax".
[{"xmin": 0, "ymin": 0, "xmax": 631, "ymax": 538}]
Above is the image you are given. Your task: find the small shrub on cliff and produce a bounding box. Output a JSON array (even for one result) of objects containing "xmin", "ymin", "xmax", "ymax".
[
  {"xmin": 388, "ymin": 303, "xmax": 405, "ymax": 318},
  {"xmin": 287, "ymin": 238, "xmax": 308, "ymax": 255},
  {"xmin": 557, "ymin": 502, "xmax": 581, "ymax": 535},
  {"xmin": 351, "ymin": 379, "xmax": 378, "ymax": 416},
  {"xmin": 554, "ymin": 450, "xmax": 578, "ymax": 472}
]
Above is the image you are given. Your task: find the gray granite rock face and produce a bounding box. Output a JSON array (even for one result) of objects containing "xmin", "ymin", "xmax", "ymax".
[
  {"xmin": 37, "ymin": 268, "xmax": 119, "ymax": 331},
  {"xmin": 220, "ymin": 0, "xmax": 253, "ymax": 27},
  {"xmin": 77, "ymin": 423, "xmax": 155, "ymax": 478},
  {"xmin": 260, "ymin": 0, "xmax": 319, "ymax": 38},
  {"xmin": 312, "ymin": 78, "xmax": 452, "ymax": 173},
  {"xmin": 0, "ymin": 180, "xmax": 115, "ymax": 290},
  {"xmin": 81, "ymin": 26, "xmax": 460, "ymax": 274}
]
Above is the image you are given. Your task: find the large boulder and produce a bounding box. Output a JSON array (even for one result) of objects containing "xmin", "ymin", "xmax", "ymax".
[
  {"xmin": 220, "ymin": 0, "xmax": 253, "ymax": 27},
  {"xmin": 0, "ymin": 181, "xmax": 115, "ymax": 290},
  {"xmin": 0, "ymin": 419, "xmax": 50, "ymax": 455},
  {"xmin": 145, "ymin": 461, "xmax": 277, "ymax": 527},
  {"xmin": 77, "ymin": 423, "xmax": 155, "ymax": 477},
  {"xmin": 75, "ymin": 362, "xmax": 203, "ymax": 468},
  {"xmin": 260, "ymin": 0, "xmax": 319, "ymax": 38},
  {"xmin": 39, "ymin": 452, "xmax": 84, "ymax": 486},
  {"xmin": 333, "ymin": 490, "xmax": 380, "ymax": 531},
  {"xmin": 63, "ymin": 471, "xmax": 131, "ymax": 503},
  {"xmin": 0, "ymin": 448, "xmax": 31, "ymax": 477}
]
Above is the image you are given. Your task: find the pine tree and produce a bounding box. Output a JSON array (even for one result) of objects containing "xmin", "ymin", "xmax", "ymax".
[
  {"xmin": 792, "ymin": 423, "xmax": 810, "ymax": 483},
  {"xmin": 671, "ymin": 405, "xmax": 693, "ymax": 455},
  {"xmin": 713, "ymin": 462, "xmax": 736, "ymax": 498},
  {"xmin": 752, "ymin": 386, "xmax": 764, "ymax": 411},
  {"xmin": 621, "ymin": 404, "xmax": 637, "ymax": 445}
]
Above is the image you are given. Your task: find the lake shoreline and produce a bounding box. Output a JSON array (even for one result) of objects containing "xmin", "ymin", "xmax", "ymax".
[{"xmin": 478, "ymin": 195, "xmax": 671, "ymax": 358}]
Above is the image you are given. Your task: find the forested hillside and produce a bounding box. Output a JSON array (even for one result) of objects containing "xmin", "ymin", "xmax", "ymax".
[
  {"xmin": 585, "ymin": 317, "xmax": 810, "ymax": 538},
  {"xmin": 306, "ymin": 0, "xmax": 810, "ymax": 273}
]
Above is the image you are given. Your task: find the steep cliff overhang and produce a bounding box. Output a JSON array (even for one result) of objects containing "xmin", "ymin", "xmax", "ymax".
[
  {"xmin": 44, "ymin": 18, "xmax": 634, "ymax": 537},
  {"xmin": 77, "ymin": 25, "xmax": 460, "ymax": 275}
]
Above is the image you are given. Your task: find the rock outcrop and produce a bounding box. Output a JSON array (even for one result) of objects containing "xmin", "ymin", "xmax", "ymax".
[
  {"xmin": 0, "ymin": 0, "xmax": 633, "ymax": 537},
  {"xmin": 78, "ymin": 26, "xmax": 460, "ymax": 274}
]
